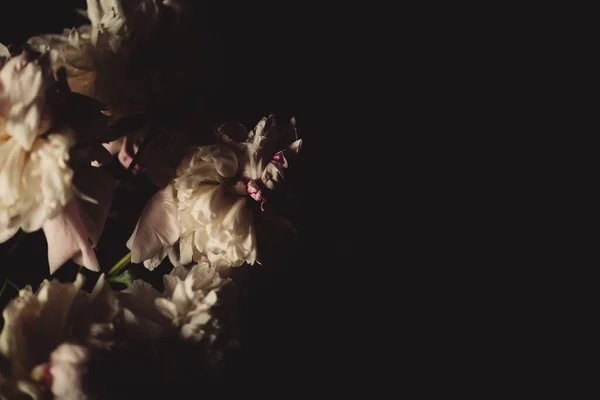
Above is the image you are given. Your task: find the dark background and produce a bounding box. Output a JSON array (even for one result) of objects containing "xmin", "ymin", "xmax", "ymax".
[{"xmin": 1, "ymin": 1, "xmax": 355, "ymax": 397}]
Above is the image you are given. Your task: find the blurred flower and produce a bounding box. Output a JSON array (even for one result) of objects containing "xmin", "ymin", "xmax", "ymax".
[
  {"xmin": 120, "ymin": 258, "xmax": 228, "ymax": 341},
  {"xmin": 0, "ymin": 274, "xmax": 120, "ymax": 399},
  {"xmin": 27, "ymin": 0, "xmax": 209, "ymax": 119},
  {"xmin": 0, "ymin": 42, "xmax": 9, "ymax": 60},
  {"xmin": 31, "ymin": 343, "xmax": 89, "ymax": 400},
  {"xmin": 0, "ymin": 129, "xmax": 73, "ymax": 242},
  {"xmin": 0, "ymin": 49, "xmax": 73, "ymax": 241},
  {"xmin": 0, "ymin": 48, "xmax": 54, "ymax": 150},
  {"xmin": 0, "ymin": 47, "xmax": 117, "ymax": 273}
]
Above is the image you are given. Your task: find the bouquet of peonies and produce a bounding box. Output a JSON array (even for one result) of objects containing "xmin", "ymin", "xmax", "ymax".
[{"xmin": 0, "ymin": 1, "xmax": 302, "ymax": 398}]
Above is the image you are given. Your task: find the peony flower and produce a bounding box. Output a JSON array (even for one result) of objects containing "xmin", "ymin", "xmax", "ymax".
[
  {"xmin": 119, "ymin": 258, "xmax": 228, "ymax": 341},
  {"xmin": 0, "ymin": 47, "xmax": 74, "ymax": 242},
  {"xmin": 127, "ymin": 115, "xmax": 302, "ymax": 271},
  {"xmin": 31, "ymin": 343, "xmax": 89, "ymax": 400},
  {"xmin": 0, "ymin": 46, "xmax": 117, "ymax": 273},
  {"xmin": 0, "ymin": 274, "xmax": 120, "ymax": 399},
  {"xmin": 127, "ymin": 143, "xmax": 258, "ymax": 271}
]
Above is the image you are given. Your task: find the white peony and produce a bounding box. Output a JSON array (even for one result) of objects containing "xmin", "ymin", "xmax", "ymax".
[
  {"xmin": 0, "ymin": 129, "xmax": 74, "ymax": 243},
  {"xmin": 127, "ymin": 143, "xmax": 257, "ymax": 271},
  {"xmin": 0, "ymin": 50, "xmax": 74, "ymax": 245},
  {"xmin": 0, "ymin": 47, "xmax": 116, "ymax": 273},
  {"xmin": 120, "ymin": 258, "xmax": 228, "ymax": 341},
  {"xmin": 30, "ymin": 343, "xmax": 89, "ymax": 400},
  {"xmin": 127, "ymin": 116, "xmax": 302, "ymax": 271},
  {"xmin": 0, "ymin": 274, "xmax": 120, "ymax": 399}
]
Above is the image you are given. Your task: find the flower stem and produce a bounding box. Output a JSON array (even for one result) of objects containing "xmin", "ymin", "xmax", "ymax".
[
  {"xmin": 0, "ymin": 280, "xmax": 7, "ymax": 300},
  {"xmin": 0, "ymin": 278, "xmax": 18, "ymax": 300},
  {"xmin": 108, "ymin": 252, "xmax": 132, "ymax": 277},
  {"xmin": 5, "ymin": 279, "xmax": 18, "ymax": 291}
]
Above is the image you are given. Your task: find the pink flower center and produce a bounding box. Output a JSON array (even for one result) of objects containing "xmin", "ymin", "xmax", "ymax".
[{"xmin": 244, "ymin": 179, "xmax": 266, "ymax": 211}]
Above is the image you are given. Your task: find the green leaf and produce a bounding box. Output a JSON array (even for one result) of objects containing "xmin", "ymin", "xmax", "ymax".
[{"xmin": 107, "ymin": 270, "xmax": 133, "ymax": 287}]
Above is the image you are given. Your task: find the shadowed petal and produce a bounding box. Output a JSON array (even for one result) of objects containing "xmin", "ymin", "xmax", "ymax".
[
  {"xmin": 126, "ymin": 187, "xmax": 180, "ymax": 265},
  {"xmin": 72, "ymin": 165, "xmax": 116, "ymax": 246},
  {"xmin": 42, "ymin": 199, "xmax": 99, "ymax": 274}
]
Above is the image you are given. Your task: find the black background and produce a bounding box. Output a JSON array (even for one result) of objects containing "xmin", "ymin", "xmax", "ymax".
[{"xmin": 1, "ymin": 1, "xmax": 355, "ymax": 397}]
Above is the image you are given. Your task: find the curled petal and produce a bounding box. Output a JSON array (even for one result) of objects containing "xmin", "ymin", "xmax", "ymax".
[
  {"xmin": 0, "ymin": 52, "xmax": 53, "ymax": 150},
  {"xmin": 216, "ymin": 121, "xmax": 249, "ymax": 146},
  {"xmin": 262, "ymin": 161, "xmax": 284, "ymax": 190},
  {"xmin": 218, "ymin": 116, "xmax": 301, "ymax": 191},
  {"xmin": 175, "ymin": 144, "xmax": 238, "ymax": 184},
  {"xmin": 143, "ymin": 246, "xmax": 169, "ymax": 271},
  {"xmin": 288, "ymin": 138, "xmax": 302, "ymax": 154}
]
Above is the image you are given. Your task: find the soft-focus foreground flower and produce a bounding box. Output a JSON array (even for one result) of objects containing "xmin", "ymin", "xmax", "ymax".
[
  {"xmin": 28, "ymin": 1, "xmax": 226, "ymax": 189},
  {"xmin": 0, "ymin": 49, "xmax": 73, "ymax": 240},
  {"xmin": 0, "ymin": 42, "xmax": 9, "ymax": 60},
  {"xmin": 28, "ymin": 0, "xmax": 207, "ymax": 119},
  {"xmin": 0, "ymin": 274, "xmax": 120, "ymax": 399},
  {"xmin": 127, "ymin": 115, "xmax": 301, "ymax": 271},
  {"xmin": 119, "ymin": 258, "xmax": 228, "ymax": 342},
  {"xmin": 31, "ymin": 343, "xmax": 89, "ymax": 400},
  {"xmin": 0, "ymin": 45, "xmax": 118, "ymax": 273}
]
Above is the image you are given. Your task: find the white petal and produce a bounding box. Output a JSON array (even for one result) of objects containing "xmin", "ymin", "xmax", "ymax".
[
  {"xmin": 0, "ymin": 42, "xmax": 9, "ymax": 59},
  {"xmin": 155, "ymin": 298, "xmax": 179, "ymax": 322},
  {"xmin": 289, "ymin": 138, "xmax": 302, "ymax": 154}
]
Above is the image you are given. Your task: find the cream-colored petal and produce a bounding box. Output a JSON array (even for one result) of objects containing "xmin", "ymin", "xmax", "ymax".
[
  {"xmin": 0, "ymin": 137, "xmax": 26, "ymax": 206},
  {"xmin": 49, "ymin": 343, "xmax": 88, "ymax": 400},
  {"xmin": 0, "ymin": 42, "xmax": 9, "ymax": 59},
  {"xmin": 155, "ymin": 298, "xmax": 179, "ymax": 322}
]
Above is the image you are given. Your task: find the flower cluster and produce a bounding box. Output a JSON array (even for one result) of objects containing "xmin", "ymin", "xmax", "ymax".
[
  {"xmin": 0, "ymin": 259, "xmax": 232, "ymax": 399},
  {"xmin": 0, "ymin": 0, "xmax": 302, "ymax": 398}
]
